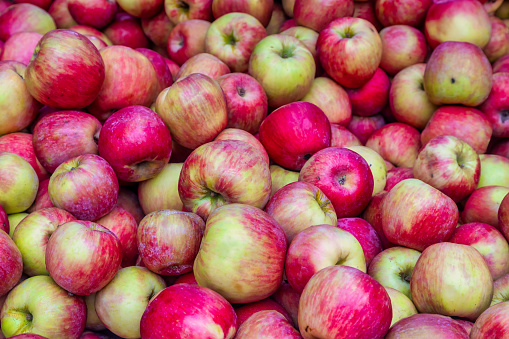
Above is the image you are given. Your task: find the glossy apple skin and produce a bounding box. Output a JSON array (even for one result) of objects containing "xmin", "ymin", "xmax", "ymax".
[
  {"xmin": 375, "ymin": 0, "xmax": 432, "ymax": 27},
  {"xmin": 46, "ymin": 220, "xmax": 122, "ymax": 296},
  {"xmin": 299, "ymin": 265, "xmax": 392, "ymax": 339},
  {"xmin": 317, "ymin": 17, "xmax": 382, "ymax": 89},
  {"xmin": 423, "ymin": 41, "xmax": 492, "ymax": 107},
  {"xmin": 141, "ymin": 9, "xmax": 174, "ymax": 47},
  {"xmin": 337, "ymin": 217, "xmax": 383, "ymax": 266},
  {"xmin": 98, "ymin": 105, "xmax": 172, "ymax": 183},
  {"xmin": 12, "ymin": 207, "xmax": 76, "ymax": 276},
  {"xmin": 345, "ymin": 145, "xmax": 387, "ymax": 195},
  {"xmin": 48, "ymin": 154, "xmax": 119, "ymax": 221},
  {"xmin": 1, "ymin": 32, "xmax": 42, "ymax": 65},
  {"xmin": 194, "ymin": 204, "xmax": 287, "ymax": 304},
  {"xmin": 269, "ymin": 165, "xmax": 299, "ymax": 198},
  {"xmin": 365, "ymin": 122, "xmax": 421, "ymax": 167},
  {"xmin": 385, "ymin": 314, "xmax": 469, "ymax": 339},
  {"xmin": 411, "ymin": 243, "xmax": 493, "ymax": 321},
  {"xmin": 347, "ymin": 113, "xmax": 385, "ymax": 145},
  {"xmin": 424, "ymin": 0, "xmax": 491, "ymax": 49},
  {"xmin": 102, "ymin": 13, "xmax": 150, "ymax": 49},
  {"xmin": 259, "ymin": 101, "xmax": 331, "ymax": 171},
  {"xmin": 137, "ymin": 210, "xmax": 205, "ymax": 276},
  {"xmin": 471, "ymin": 302, "xmax": 509, "ymax": 338},
  {"xmin": 69, "ymin": 24, "xmax": 112, "ymax": 45},
  {"xmin": 0, "ymin": 230, "xmax": 22, "ymax": 296},
  {"xmin": 67, "ymin": 0, "xmax": 116, "ymax": 29},
  {"xmin": 26, "ymin": 178, "xmax": 54, "ymax": 213},
  {"xmin": 299, "ymin": 147, "xmax": 374, "ymax": 218},
  {"xmin": 293, "ymin": 0, "xmax": 354, "ymax": 32},
  {"xmin": 382, "ymin": 179, "xmax": 459, "ymax": 252},
  {"xmin": 49, "ymin": 0, "xmax": 78, "ymax": 29},
  {"xmin": 236, "ymin": 310, "xmax": 301, "ymax": 339},
  {"xmin": 345, "ymin": 68, "xmax": 389, "ymax": 118},
  {"xmin": 164, "ymin": 0, "xmax": 213, "ymax": 25},
  {"xmin": 361, "ymin": 190, "xmax": 394, "ymax": 249},
  {"xmin": 166, "ymin": 19, "xmax": 210, "ymax": 66},
  {"xmin": 216, "ymin": 73, "xmax": 268, "ymax": 134},
  {"xmin": 0, "ymin": 276, "xmax": 87, "ymax": 339},
  {"xmin": 462, "ymin": 186, "xmax": 509, "ymax": 228},
  {"xmin": 413, "ymin": 135, "xmax": 480, "ymax": 202},
  {"xmin": 32, "ymin": 111, "xmax": 102, "ymax": 173},
  {"xmin": 0, "ymin": 3, "xmax": 56, "ymax": 41},
  {"xmin": 479, "ymin": 73, "xmax": 509, "ymax": 138},
  {"xmin": 421, "ymin": 106, "xmax": 493, "ymax": 154},
  {"xmin": 235, "ymin": 299, "xmax": 292, "ymax": 328}
]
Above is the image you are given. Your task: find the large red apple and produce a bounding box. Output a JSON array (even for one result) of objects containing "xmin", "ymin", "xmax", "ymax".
[
  {"xmin": 102, "ymin": 13, "xmax": 149, "ymax": 49},
  {"xmin": 141, "ymin": 9, "xmax": 174, "ymax": 47}
]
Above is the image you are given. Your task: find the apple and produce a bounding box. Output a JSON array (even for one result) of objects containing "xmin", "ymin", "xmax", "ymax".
[
  {"xmin": 420, "ymin": 106, "xmax": 493, "ymax": 154},
  {"xmin": 7, "ymin": 213, "xmax": 28, "ymax": 238},
  {"xmin": 375, "ymin": 0, "xmax": 432, "ymax": 27},
  {"xmin": 248, "ymin": 34, "xmax": 315, "ymax": 107},
  {"xmin": 0, "ymin": 276, "xmax": 86, "ymax": 338},
  {"xmin": 424, "ymin": 0, "xmax": 491, "ymax": 49},
  {"xmin": 269, "ymin": 165, "xmax": 299, "ymax": 198},
  {"xmin": 137, "ymin": 210, "xmax": 205, "ymax": 275},
  {"xmin": 423, "ymin": 41, "xmax": 492, "ymax": 107},
  {"xmin": 0, "ymin": 152, "xmax": 38, "ymax": 214},
  {"xmin": 212, "ymin": 0, "xmax": 273, "ymax": 27},
  {"xmin": 301, "ymin": 77, "xmax": 352, "ymax": 126},
  {"xmin": 236, "ymin": 310, "xmax": 300, "ymax": 338},
  {"xmin": 493, "ymin": 54, "xmax": 509, "ymax": 73},
  {"xmin": 500, "ymin": 193, "xmax": 509, "ymax": 241},
  {"xmin": 385, "ymin": 287, "xmax": 418, "ymax": 328},
  {"xmin": 46, "ymin": 220, "xmax": 122, "ymax": 295},
  {"xmin": 84, "ymin": 293, "xmax": 105, "ymax": 331},
  {"xmin": 194, "ymin": 204, "xmax": 286, "ymax": 304},
  {"xmin": 135, "ymin": 48, "xmax": 173, "ymax": 92},
  {"xmin": 0, "ymin": 230, "xmax": 22, "ymax": 296},
  {"xmin": 87, "ymin": 46, "xmax": 160, "ymax": 122},
  {"xmin": 174, "ymin": 271, "xmax": 197, "ymax": 285},
  {"xmin": 164, "ymin": 0, "xmax": 213, "ymax": 25},
  {"xmin": 235, "ymin": 298, "xmax": 292, "ymax": 328},
  {"xmin": 345, "ymin": 144, "xmax": 387, "ymax": 196},
  {"xmin": 155, "ymin": 73, "xmax": 227, "ymax": 149},
  {"xmin": 116, "ymin": 187, "xmax": 145, "ymax": 225},
  {"xmin": 138, "ymin": 163, "xmax": 184, "ymax": 214},
  {"xmin": 32, "ymin": 110, "xmax": 102, "ymax": 173},
  {"xmin": 48, "ymin": 154, "xmax": 119, "ymax": 221},
  {"xmin": 13, "ymin": 0, "xmax": 52, "ymax": 10},
  {"xmin": 491, "ymin": 273, "xmax": 509, "ymax": 306},
  {"xmin": 470, "ymin": 302, "xmax": 509, "ymax": 338},
  {"xmin": 299, "ymin": 147, "xmax": 374, "ymax": 218},
  {"xmin": 205, "ymin": 12, "xmax": 267, "ymax": 73},
  {"xmin": 484, "ymin": 16, "xmax": 509, "ymax": 63},
  {"xmin": 174, "ymin": 52, "xmax": 230, "ymax": 81},
  {"xmin": 337, "ymin": 217, "xmax": 383, "ymax": 267},
  {"xmin": 385, "ymin": 314, "xmax": 469, "ymax": 338},
  {"xmin": 330, "ymin": 124, "xmax": 362, "ymax": 148},
  {"xmin": 270, "ymin": 281, "xmax": 300, "ymax": 328},
  {"xmin": 166, "ymin": 19, "xmax": 210, "ymax": 66},
  {"xmin": 214, "ymin": 128, "xmax": 269, "ymax": 164},
  {"xmin": 365, "ymin": 122, "xmax": 421, "ymax": 167},
  {"xmin": 116, "ymin": 0, "xmax": 163, "ymax": 18},
  {"xmin": 67, "ymin": 0, "xmax": 116, "ymax": 29},
  {"xmin": 265, "ymin": 2, "xmax": 286, "ymax": 35},
  {"xmin": 347, "ymin": 113, "xmax": 385, "ymax": 145},
  {"xmin": 140, "ymin": 283, "xmax": 237, "ymax": 338},
  {"xmin": 0, "ymin": 61, "xmax": 41, "ymax": 136},
  {"xmin": 384, "ymin": 167, "xmax": 413, "ymax": 192},
  {"xmin": 103, "ymin": 13, "xmax": 150, "ymax": 49},
  {"xmin": 48, "ymin": 0, "xmax": 78, "ymax": 29},
  {"xmin": 361, "ymin": 191, "xmax": 394, "ymax": 248},
  {"xmin": 1, "ymin": 32, "xmax": 42, "ymax": 65},
  {"xmin": 27, "ymin": 181, "xmax": 53, "ymax": 213},
  {"xmin": 479, "ymin": 73, "xmax": 509, "ymax": 138},
  {"xmin": 293, "ymin": 0, "xmax": 354, "ymax": 32},
  {"xmin": 317, "ymin": 17, "xmax": 382, "ymax": 89},
  {"xmin": 411, "ymin": 242, "xmax": 493, "ymax": 320},
  {"xmin": 390, "ymin": 63, "xmax": 437, "ymax": 130},
  {"xmin": 492, "ymin": 138, "xmax": 509, "ymax": 159},
  {"xmin": 478, "ymin": 154, "xmax": 509, "ymax": 188},
  {"xmin": 461, "ymin": 186, "xmax": 509, "ymax": 228},
  {"xmin": 95, "ymin": 266, "xmax": 166, "ymax": 338},
  {"xmin": 164, "ymin": 57, "xmax": 180, "ymax": 81},
  {"xmin": 0, "ymin": 3, "xmax": 56, "ymax": 41},
  {"xmin": 69, "ymin": 24, "xmax": 112, "ymax": 45},
  {"xmin": 353, "ymin": 1, "xmax": 383, "ymax": 31},
  {"xmin": 141, "ymin": 9, "xmax": 174, "ymax": 47},
  {"xmin": 345, "ymin": 68, "xmax": 390, "ymax": 118},
  {"xmin": 299, "ymin": 265, "xmax": 392, "ymax": 339},
  {"xmin": 413, "ymin": 135, "xmax": 481, "ymax": 202},
  {"xmin": 0, "ymin": 205, "xmax": 8, "ymax": 234},
  {"xmin": 259, "ymin": 101, "xmax": 331, "ymax": 171}
]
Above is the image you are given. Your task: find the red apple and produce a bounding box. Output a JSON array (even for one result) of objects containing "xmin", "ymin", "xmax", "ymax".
[
  {"xmin": 0, "ymin": 3, "xmax": 56, "ymax": 41},
  {"xmin": 27, "ymin": 179, "xmax": 53, "ymax": 212},
  {"xmin": 69, "ymin": 24, "xmax": 112, "ymax": 45},
  {"xmin": 375, "ymin": 0, "xmax": 432, "ymax": 27},
  {"xmin": 103, "ymin": 13, "xmax": 150, "ymax": 49},
  {"xmin": 330, "ymin": 124, "xmax": 362, "ymax": 147},
  {"xmin": 353, "ymin": 1, "xmax": 383, "ymax": 31},
  {"xmin": 236, "ymin": 310, "xmax": 300, "ymax": 338},
  {"xmin": 175, "ymin": 52, "xmax": 230, "ymax": 81},
  {"xmin": 116, "ymin": 187, "xmax": 145, "ymax": 225},
  {"xmin": 500, "ymin": 193, "xmax": 509, "ymax": 241},
  {"xmin": 293, "ymin": 0, "xmax": 354, "ymax": 32},
  {"xmin": 13, "ymin": 0, "xmax": 52, "ymax": 10},
  {"xmin": 166, "ymin": 19, "xmax": 210, "ymax": 66},
  {"xmin": 337, "ymin": 217, "xmax": 383, "ymax": 266},
  {"xmin": 116, "ymin": 0, "xmax": 163, "ymax": 18},
  {"xmin": 0, "ymin": 32, "xmax": 42, "ymax": 65},
  {"xmin": 214, "ymin": 128, "xmax": 269, "ymax": 164},
  {"xmin": 345, "ymin": 67, "xmax": 390, "ymax": 117},
  {"xmin": 0, "ymin": 230, "xmax": 22, "ymax": 296},
  {"xmin": 471, "ymin": 302, "xmax": 509, "ymax": 338},
  {"xmin": 362, "ymin": 190, "xmax": 394, "ymax": 249},
  {"xmin": 462, "ymin": 186, "xmax": 509, "ymax": 228},
  {"xmin": 385, "ymin": 314, "xmax": 469, "ymax": 338},
  {"xmin": 164, "ymin": 0, "xmax": 213, "ymax": 25},
  {"xmin": 347, "ymin": 113, "xmax": 385, "ymax": 145},
  {"xmin": 48, "ymin": 0, "xmax": 78, "ymax": 29},
  {"xmin": 141, "ymin": 9, "xmax": 174, "ymax": 47},
  {"xmin": 164, "ymin": 57, "xmax": 180, "ymax": 81},
  {"xmin": 484, "ymin": 16, "xmax": 509, "ymax": 63},
  {"xmin": 67, "ymin": 0, "xmax": 116, "ymax": 29},
  {"xmin": 174, "ymin": 271, "xmax": 197, "ymax": 285},
  {"xmin": 479, "ymin": 72, "xmax": 509, "ymax": 138},
  {"xmin": 135, "ymin": 48, "xmax": 173, "ymax": 92},
  {"xmin": 212, "ymin": 0, "xmax": 273, "ymax": 27},
  {"xmin": 493, "ymin": 54, "xmax": 509, "ymax": 73},
  {"xmin": 0, "ymin": 205, "xmax": 8, "ymax": 234},
  {"xmin": 235, "ymin": 299, "xmax": 292, "ymax": 328},
  {"xmin": 384, "ymin": 167, "xmax": 413, "ymax": 191}
]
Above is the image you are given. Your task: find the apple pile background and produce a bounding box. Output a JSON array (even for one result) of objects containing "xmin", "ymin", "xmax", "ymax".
[{"xmin": 1, "ymin": 0, "xmax": 509, "ymax": 338}]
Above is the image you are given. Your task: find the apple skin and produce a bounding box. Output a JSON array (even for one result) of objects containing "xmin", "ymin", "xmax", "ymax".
[
  {"xmin": 174, "ymin": 271, "xmax": 197, "ymax": 285},
  {"xmin": 423, "ymin": 41, "xmax": 492, "ymax": 107},
  {"xmin": 216, "ymin": 73, "xmax": 268, "ymax": 134},
  {"xmin": 345, "ymin": 145, "xmax": 387, "ymax": 195},
  {"xmin": 248, "ymin": 34, "xmax": 315, "ymax": 108},
  {"xmin": 212, "ymin": 0, "xmax": 273, "ymax": 27},
  {"xmin": 337, "ymin": 217, "xmax": 383, "ymax": 267},
  {"xmin": 69, "ymin": 24, "xmax": 112, "ymax": 45},
  {"xmin": 279, "ymin": 18, "xmax": 296, "ymax": 32},
  {"xmin": 385, "ymin": 287, "xmax": 418, "ymax": 328},
  {"xmin": 301, "ymin": 77, "xmax": 352, "ymax": 126},
  {"xmin": 116, "ymin": 0, "xmax": 163, "ymax": 18},
  {"xmin": 265, "ymin": 181, "xmax": 337, "ymax": 243},
  {"xmin": 270, "ymin": 281, "xmax": 300, "ymax": 328},
  {"xmin": 164, "ymin": 0, "xmax": 213, "ymax": 25},
  {"xmin": 116, "ymin": 187, "xmax": 145, "ymax": 225},
  {"xmin": 236, "ymin": 310, "xmax": 300, "ymax": 339},
  {"xmin": 155, "ymin": 73, "xmax": 228, "ymax": 150},
  {"xmin": 48, "ymin": 154, "xmax": 119, "ymax": 221},
  {"xmin": 214, "ymin": 128, "xmax": 269, "ymax": 165},
  {"xmin": 46, "ymin": 220, "xmax": 122, "ymax": 296},
  {"xmin": 420, "ymin": 106, "xmax": 493, "ymax": 154},
  {"xmin": 0, "ymin": 205, "xmax": 8, "ymax": 234},
  {"xmin": 0, "ymin": 61, "xmax": 42, "ymax": 136},
  {"xmin": 298, "ymin": 265, "xmax": 392, "ymax": 339},
  {"xmin": 347, "ymin": 113, "xmax": 385, "ymax": 145},
  {"xmin": 266, "ymin": 2, "xmax": 286, "ymax": 35},
  {"xmin": 491, "ymin": 274, "xmax": 509, "ymax": 306},
  {"xmin": 140, "ymin": 283, "xmax": 237, "ymax": 338},
  {"xmin": 493, "ymin": 54, "xmax": 509, "ymax": 73},
  {"xmin": 0, "ymin": 276, "xmax": 87, "ymax": 339},
  {"xmin": 84, "ymin": 293, "xmax": 105, "ymax": 331},
  {"xmin": 470, "ymin": 302, "xmax": 509, "ymax": 338},
  {"xmin": 194, "ymin": 204, "xmax": 287, "ymax": 304},
  {"xmin": 500, "ymin": 193, "xmax": 509, "ymax": 241},
  {"xmin": 87, "ymin": 45, "xmax": 160, "ymax": 122},
  {"xmin": 413, "ymin": 135, "xmax": 481, "ymax": 203},
  {"xmin": 235, "ymin": 298, "xmax": 293, "ymax": 328},
  {"xmin": 0, "ymin": 3, "xmax": 56, "ymax": 41},
  {"xmin": 317, "ymin": 17, "xmax": 382, "ymax": 89},
  {"xmin": 141, "ymin": 9, "xmax": 174, "ymax": 47},
  {"xmin": 67, "ymin": 0, "xmax": 116, "ymax": 29},
  {"xmin": 98, "ymin": 105, "xmax": 172, "ymax": 183},
  {"xmin": 385, "ymin": 167, "xmax": 414, "ymax": 192},
  {"xmin": 95, "ymin": 266, "xmax": 166, "ymax": 338},
  {"xmin": 175, "ymin": 52, "xmax": 231, "ymax": 81},
  {"xmin": 285, "ymin": 224, "xmax": 366, "ymax": 293},
  {"xmin": 478, "ymin": 154, "xmax": 509, "ymax": 188},
  {"xmin": 137, "ymin": 210, "xmax": 205, "ymax": 276},
  {"xmin": 353, "ymin": 1, "xmax": 383, "ymax": 31},
  {"xmin": 330, "ymin": 124, "xmax": 362, "ymax": 148},
  {"xmin": 424, "ymin": 0, "xmax": 492, "ymax": 50},
  {"xmin": 12, "ymin": 207, "xmax": 76, "ymax": 276},
  {"xmin": 205, "ymin": 12, "xmax": 267, "ymax": 73},
  {"xmin": 102, "ymin": 12, "xmax": 150, "ymax": 49},
  {"xmin": 390, "ymin": 63, "xmax": 437, "ymax": 130},
  {"xmin": 1, "ymin": 32, "xmax": 42, "ymax": 65},
  {"xmin": 484, "ymin": 16, "xmax": 509, "ymax": 63},
  {"xmin": 299, "ymin": 147, "xmax": 374, "ymax": 218},
  {"xmin": 293, "ymin": 0, "xmax": 354, "ymax": 32},
  {"xmin": 135, "ymin": 48, "xmax": 173, "ymax": 92},
  {"xmin": 27, "ymin": 179, "xmax": 53, "ymax": 212},
  {"xmin": 365, "ymin": 122, "xmax": 421, "ymax": 168},
  {"xmin": 48, "ymin": 0, "xmax": 78, "ymax": 29},
  {"xmin": 166, "ymin": 19, "xmax": 210, "ymax": 66},
  {"xmin": 269, "ymin": 165, "xmax": 299, "ymax": 198},
  {"xmin": 385, "ymin": 314, "xmax": 469, "ymax": 339},
  {"xmin": 164, "ymin": 58, "xmax": 180, "ymax": 81},
  {"xmin": 32, "ymin": 110, "xmax": 102, "ymax": 173},
  {"xmin": 449, "ymin": 222, "xmax": 509, "ymax": 280},
  {"xmin": 0, "ymin": 152, "xmax": 39, "ymax": 214},
  {"xmin": 280, "ymin": 26, "xmax": 321, "ymax": 76},
  {"xmin": 345, "ymin": 68, "xmax": 390, "ymax": 118},
  {"xmin": 368, "ymin": 246, "xmax": 421, "ymax": 299},
  {"xmin": 479, "ymin": 72, "xmax": 509, "ymax": 138},
  {"xmin": 411, "ymin": 242, "xmax": 493, "ymax": 321},
  {"xmin": 491, "ymin": 138, "xmax": 509, "ymax": 159},
  {"xmin": 0, "ymin": 230, "xmax": 22, "ymax": 297},
  {"xmin": 259, "ymin": 101, "xmax": 331, "ymax": 171},
  {"xmin": 461, "ymin": 186, "xmax": 509, "ymax": 228},
  {"xmin": 375, "ymin": 0, "xmax": 432, "ymax": 27},
  {"xmin": 382, "ymin": 179, "xmax": 459, "ymax": 252}
]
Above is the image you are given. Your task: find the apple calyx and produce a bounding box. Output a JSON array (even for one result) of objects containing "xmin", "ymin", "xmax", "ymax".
[{"xmin": 177, "ymin": 1, "xmax": 189, "ymax": 12}]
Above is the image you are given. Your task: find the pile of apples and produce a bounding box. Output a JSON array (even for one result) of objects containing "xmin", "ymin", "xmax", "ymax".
[{"xmin": 2, "ymin": 0, "xmax": 509, "ymax": 337}]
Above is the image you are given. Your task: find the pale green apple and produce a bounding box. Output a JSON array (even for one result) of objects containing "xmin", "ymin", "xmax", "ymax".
[
  {"xmin": 269, "ymin": 165, "xmax": 299, "ymax": 197},
  {"xmin": 478, "ymin": 154, "xmax": 509, "ymax": 188},
  {"xmin": 385, "ymin": 287, "xmax": 418, "ymax": 328},
  {"xmin": 0, "ymin": 153, "xmax": 39, "ymax": 214},
  {"xmin": 84, "ymin": 293, "xmax": 106, "ymax": 332},
  {"xmin": 7, "ymin": 213, "xmax": 28, "ymax": 238},
  {"xmin": 345, "ymin": 145, "xmax": 387, "ymax": 196}
]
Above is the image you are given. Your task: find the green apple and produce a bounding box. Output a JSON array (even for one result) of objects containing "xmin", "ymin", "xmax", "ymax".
[
  {"xmin": 385, "ymin": 287, "xmax": 418, "ymax": 328},
  {"xmin": 477, "ymin": 154, "xmax": 509, "ymax": 188},
  {"xmin": 269, "ymin": 165, "xmax": 299, "ymax": 197},
  {"xmin": 0, "ymin": 153, "xmax": 39, "ymax": 214},
  {"xmin": 7, "ymin": 213, "xmax": 28, "ymax": 238}
]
